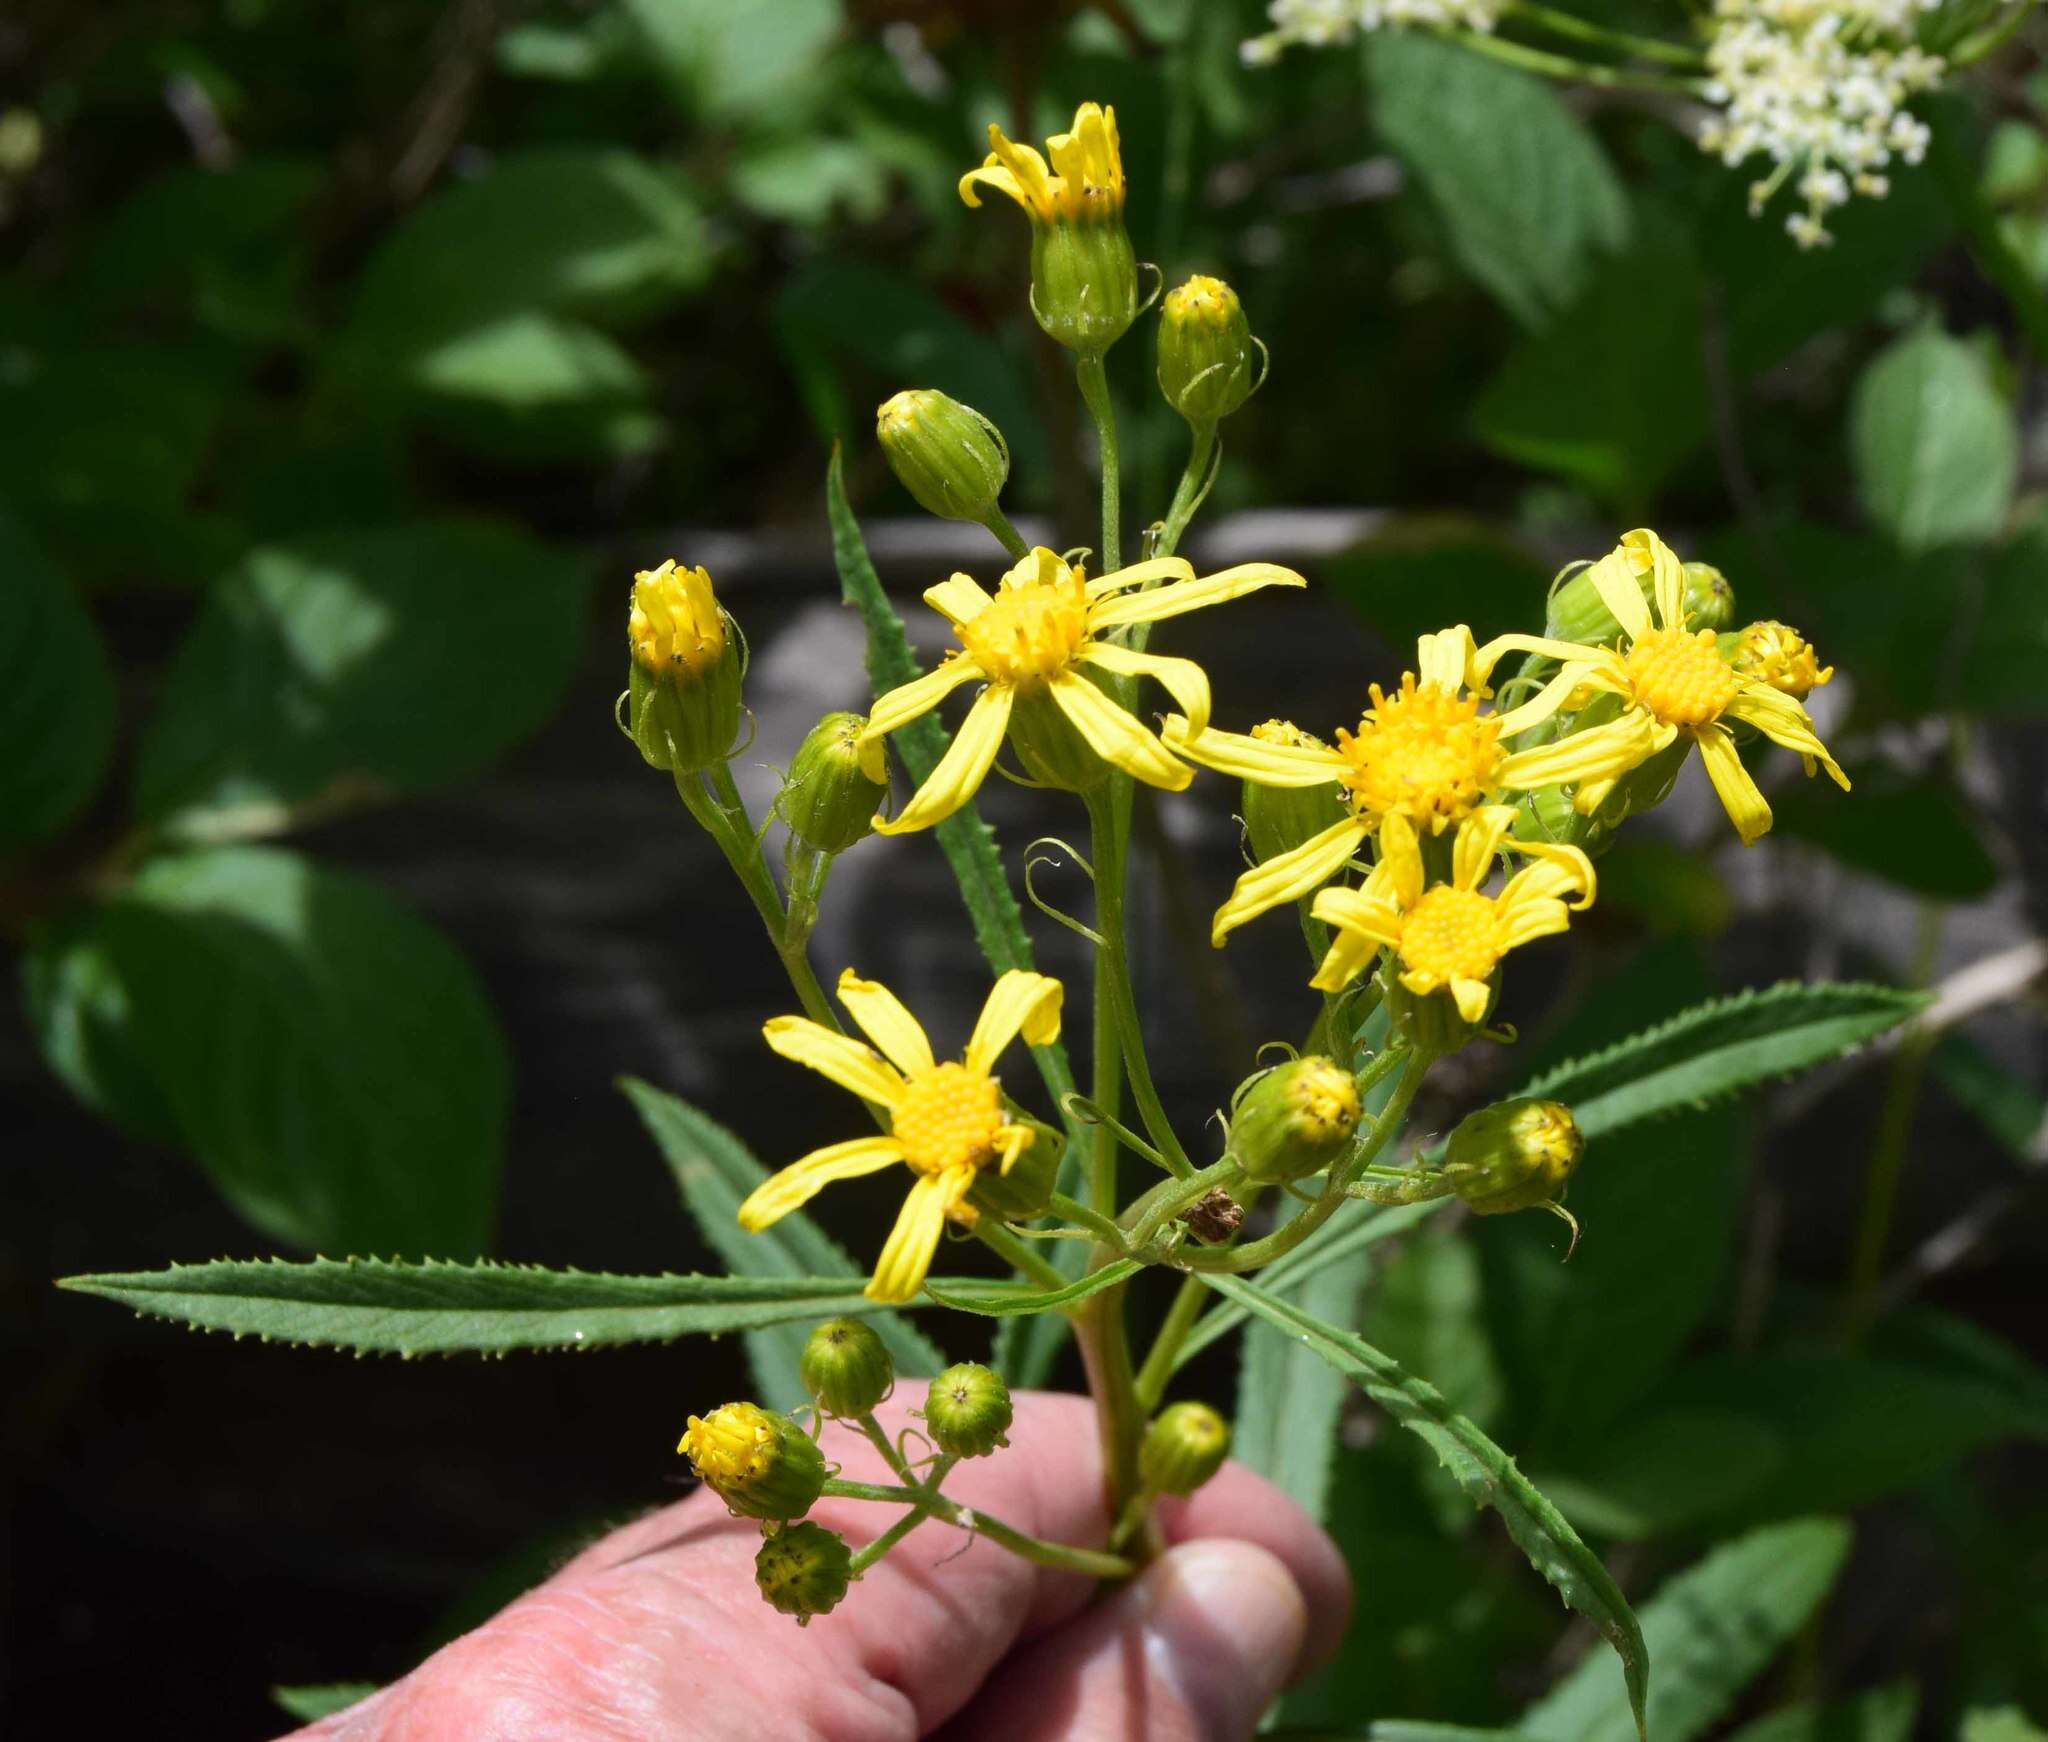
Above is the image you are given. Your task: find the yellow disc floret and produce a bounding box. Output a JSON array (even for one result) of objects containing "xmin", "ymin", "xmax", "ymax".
[
  {"xmin": 1290, "ymin": 1057, "xmax": 1361, "ymax": 1143},
  {"xmin": 1396, "ymin": 885, "xmax": 1504, "ymax": 985},
  {"xmin": 1623, "ymin": 627, "xmax": 1740, "ymax": 728},
  {"xmin": 630, "ymin": 559, "xmax": 726, "ymax": 678},
  {"xmin": 678, "ymin": 1401, "xmax": 778, "ymax": 1484},
  {"xmin": 1732, "ymin": 620, "xmax": 1833, "ymax": 700},
  {"xmin": 956, "ymin": 565, "xmax": 1092, "ymax": 687},
  {"xmin": 890, "ymin": 1061, "xmax": 1005, "ymax": 1179},
  {"xmin": 1335, "ymin": 676, "xmax": 1504, "ymax": 830}
]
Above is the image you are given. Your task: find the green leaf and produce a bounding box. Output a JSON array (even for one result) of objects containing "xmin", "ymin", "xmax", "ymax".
[
  {"xmin": 1850, "ymin": 323, "xmax": 2016, "ymax": 553},
  {"xmin": 1773, "ymin": 774, "xmax": 1999, "ymax": 898},
  {"xmin": 1366, "ymin": 34, "xmax": 1628, "ymax": 331},
  {"xmin": 1932, "ymin": 1032, "xmax": 2047, "ymax": 1162},
  {"xmin": 1518, "ymin": 1518, "xmax": 1852, "ymax": 1742},
  {"xmin": 1204, "ymin": 1272, "xmax": 1649, "ymax": 1739},
  {"xmin": 1723, "ymin": 1683, "xmax": 1918, "ymax": 1742},
  {"xmin": 621, "ymin": 0, "xmax": 840, "ymax": 122},
  {"xmin": 0, "ymin": 510, "xmax": 116, "ymax": 847},
  {"xmin": 1473, "ymin": 202, "xmax": 1708, "ymax": 508},
  {"xmin": 620, "ymin": 1077, "xmax": 944, "ymax": 1408},
  {"xmin": 1963, "ymin": 1710, "xmax": 2048, "ymax": 1742},
  {"xmin": 924, "ymin": 1259, "xmax": 1142, "ymax": 1316},
  {"xmin": 1516, "ymin": 981, "xmax": 1927, "ymax": 1143},
  {"xmin": 135, "ymin": 521, "xmax": 589, "ymax": 829},
  {"xmin": 59, "ymin": 1257, "xmax": 931, "ymax": 1356},
  {"xmin": 25, "ymin": 846, "xmax": 506, "ymax": 1256},
  {"xmin": 1319, "ymin": 519, "xmax": 1553, "ymax": 651},
  {"xmin": 272, "ymin": 1683, "xmax": 378, "ymax": 1722}
]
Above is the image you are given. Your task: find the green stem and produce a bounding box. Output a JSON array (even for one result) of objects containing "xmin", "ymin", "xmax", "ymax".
[
  {"xmin": 848, "ymin": 1506, "xmax": 932, "ymax": 1576},
  {"xmin": 855, "ymin": 1413, "xmax": 921, "ymax": 1485},
  {"xmin": 1086, "ymin": 786, "xmax": 1195, "ymax": 1178},
  {"xmin": 1074, "ymin": 354, "xmax": 1122, "ymax": 574},
  {"xmin": 1446, "ymin": 25, "xmax": 1709, "ymax": 91},
  {"xmin": 1154, "ymin": 422, "xmax": 1217, "ymax": 560},
  {"xmin": 1048, "ymin": 1191, "xmax": 1130, "ymax": 1248},
  {"xmin": 823, "ymin": 1477, "xmax": 921, "ymax": 1505},
  {"xmin": 1500, "ymin": 0, "xmax": 1706, "ymax": 66},
  {"xmin": 1074, "ymin": 1285, "xmax": 1146, "ymax": 1536},
  {"xmin": 1134, "ymin": 1274, "xmax": 1209, "ymax": 1410},
  {"xmin": 820, "ymin": 1477, "xmax": 1138, "ymax": 1579},
  {"xmin": 975, "ymin": 1220, "xmax": 1073, "ymax": 1293},
  {"xmin": 1122, "ymin": 1155, "xmax": 1244, "ymax": 1251},
  {"xmin": 982, "ymin": 503, "xmax": 1033, "ymax": 561}
]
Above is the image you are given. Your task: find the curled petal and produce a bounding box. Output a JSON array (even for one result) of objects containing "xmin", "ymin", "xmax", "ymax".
[
  {"xmin": 1375, "ymin": 811, "xmax": 1426, "ymax": 911},
  {"xmin": 965, "ymin": 970, "xmax": 1065, "ymax": 1076},
  {"xmin": 1494, "ymin": 889, "xmax": 1574, "ymax": 951},
  {"xmin": 1451, "ymin": 805, "xmax": 1518, "ymax": 892},
  {"xmin": 925, "ymin": 575, "xmax": 995, "ymax": 628},
  {"xmin": 1585, "ymin": 546, "xmax": 1653, "ymax": 644},
  {"xmin": 1621, "ymin": 528, "xmax": 1686, "ymax": 630},
  {"xmin": 1079, "ymin": 641, "xmax": 1212, "ymax": 737},
  {"xmin": 1415, "ymin": 624, "xmax": 1479, "ymax": 693},
  {"xmin": 1724, "ymin": 686, "xmax": 1850, "ymax": 790},
  {"xmin": 1493, "ymin": 659, "xmax": 1625, "ymax": 738}
]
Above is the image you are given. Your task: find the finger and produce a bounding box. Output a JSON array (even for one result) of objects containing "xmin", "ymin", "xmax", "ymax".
[{"xmin": 934, "ymin": 1539, "xmax": 1310, "ymax": 1742}]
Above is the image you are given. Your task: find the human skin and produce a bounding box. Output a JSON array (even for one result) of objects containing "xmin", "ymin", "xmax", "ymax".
[{"xmin": 284, "ymin": 1386, "xmax": 1352, "ymax": 1742}]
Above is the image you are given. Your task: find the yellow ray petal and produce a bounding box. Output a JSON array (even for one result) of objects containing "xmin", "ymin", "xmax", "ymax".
[
  {"xmin": 1494, "ymin": 891, "xmax": 1573, "ymax": 951},
  {"xmin": 1500, "ymin": 843, "xmax": 1596, "ymax": 909},
  {"xmin": 1084, "ymin": 555, "xmax": 1196, "ymax": 600},
  {"xmin": 866, "ymin": 1173, "xmax": 950, "ymax": 1303},
  {"xmin": 1472, "ymin": 632, "xmax": 1631, "ymax": 688},
  {"xmin": 1622, "ymin": 528, "xmax": 1686, "ymax": 630},
  {"xmin": 1448, "ymin": 977, "xmax": 1493, "ymax": 1025},
  {"xmin": 835, "ymin": 970, "xmax": 935, "ymax": 1075},
  {"xmin": 1212, "ymin": 817, "xmax": 1367, "ymax": 945},
  {"xmin": 1047, "ymin": 672, "xmax": 1191, "ymax": 790},
  {"xmin": 873, "ymin": 684, "xmax": 1014, "ymax": 835},
  {"xmin": 1452, "ymin": 805, "xmax": 1517, "ymax": 892},
  {"xmin": 762, "ymin": 1016, "xmax": 906, "ymax": 1106},
  {"xmin": 925, "ymin": 574, "xmax": 995, "ymax": 627},
  {"xmin": 1724, "ymin": 687, "xmax": 1850, "ymax": 790},
  {"xmin": 1416, "ymin": 624, "xmax": 1478, "ymax": 693},
  {"xmin": 1497, "ymin": 709, "xmax": 1669, "ymax": 795},
  {"xmin": 1585, "ymin": 546, "xmax": 1653, "ymax": 644},
  {"xmin": 960, "ymin": 125, "xmax": 1056, "ymax": 217},
  {"xmin": 1492, "ymin": 659, "xmax": 1624, "ymax": 737},
  {"xmin": 1079, "ymin": 641, "xmax": 1213, "ymax": 736},
  {"xmin": 737, "ymin": 1136, "xmax": 906, "ymax": 1231},
  {"xmin": 1695, "ymin": 721, "xmax": 1773, "ymax": 845},
  {"xmin": 1310, "ymin": 922, "xmax": 1386, "ymax": 994},
  {"xmin": 1376, "ymin": 811, "xmax": 1426, "ymax": 910},
  {"xmin": 1159, "ymin": 716, "xmax": 1349, "ymax": 786},
  {"xmin": 964, "ymin": 969, "xmax": 1065, "ymax": 1075},
  {"xmin": 1087, "ymin": 562, "xmax": 1305, "ymax": 630},
  {"xmin": 864, "ymin": 657, "xmax": 987, "ymax": 742},
  {"xmin": 1311, "ymin": 885, "xmax": 1406, "ymax": 949}
]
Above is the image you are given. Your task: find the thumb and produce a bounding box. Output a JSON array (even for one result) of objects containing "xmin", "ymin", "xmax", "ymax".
[{"xmin": 935, "ymin": 1539, "xmax": 1311, "ymax": 1742}]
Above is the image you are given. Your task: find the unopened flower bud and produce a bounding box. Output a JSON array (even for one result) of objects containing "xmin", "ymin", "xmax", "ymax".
[
  {"xmin": 1727, "ymin": 619, "xmax": 1832, "ymax": 700},
  {"xmin": 876, "ymin": 390, "xmax": 1011, "ymax": 525},
  {"xmin": 1140, "ymin": 1401, "xmax": 1232, "ymax": 1497},
  {"xmin": 800, "ymin": 1317, "xmax": 895, "ymax": 1419},
  {"xmin": 1158, "ymin": 276, "xmax": 1259, "ymax": 427},
  {"xmin": 922, "ymin": 1362, "xmax": 1012, "ymax": 1458},
  {"xmin": 1547, "ymin": 554, "xmax": 1734, "ymax": 646},
  {"xmin": 1229, "ymin": 1054, "xmax": 1360, "ymax": 1184},
  {"xmin": 780, "ymin": 712, "xmax": 889, "ymax": 854},
  {"xmin": 678, "ymin": 1402, "xmax": 826, "ymax": 1522},
  {"xmin": 754, "ymin": 1520, "xmax": 852, "ymax": 1624},
  {"xmin": 1242, "ymin": 722, "xmax": 1349, "ymax": 865},
  {"xmin": 1008, "ymin": 687, "xmax": 1114, "ymax": 794},
  {"xmin": 966, "ymin": 1113, "xmax": 1065, "ymax": 1223},
  {"xmin": 1389, "ymin": 973, "xmax": 1488, "ymax": 1058},
  {"xmin": 1682, "ymin": 561, "xmax": 1737, "ymax": 632},
  {"xmin": 1442, "ymin": 1098, "xmax": 1583, "ymax": 1215},
  {"xmin": 1028, "ymin": 202, "xmax": 1138, "ymax": 359},
  {"xmin": 625, "ymin": 560, "xmax": 743, "ymax": 773}
]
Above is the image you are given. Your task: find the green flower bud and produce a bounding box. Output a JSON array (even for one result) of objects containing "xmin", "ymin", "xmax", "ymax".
[
  {"xmin": 1158, "ymin": 275, "xmax": 1259, "ymax": 428},
  {"xmin": 1007, "ymin": 684, "xmax": 1114, "ymax": 793},
  {"xmin": 1682, "ymin": 561, "xmax": 1737, "ymax": 633},
  {"xmin": 966, "ymin": 1112, "xmax": 1065, "ymax": 1223},
  {"xmin": 1229, "ymin": 1055, "xmax": 1360, "ymax": 1184},
  {"xmin": 754, "ymin": 1520, "xmax": 853, "ymax": 1625},
  {"xmin": 1389, "ymin": 973, "xmax": 1489, "ymax": 1059},
  {"xmin": 800, "ymin": 1317, "xmax": 895, "ymax": 1419},
  {"xmin": 1029, "ymin": 213, "xmax": 1139, "ymax": 359},
  {"xmin": 1724, "ymin": 619, "xmax": 1832, "ymax": 700},
  {"xmin": 678, "ymin": 1402, "xmax": 826, "ymax": 1522},
  {"xmin": 1242, "ymin": 722, "xmax": 1350, "ymax": 865},
  {"xmin": 1604, "ymin": 736, "xmax": 1690, "ymax": 824},
  {"xmin": 1442, "ymin": 1098, "xmax": 1583, "ymax": 1215},
  {"xmin": 1513, "ymin": 783, "xmax": 1609, "ymax": 857},
  {"xmin": 876, "ymin": 389, "xmax": 1011, "ymax": 525},
  {"xmin": 625, "ymin": 560, "xmax": 744, "ymax": 774},
  {"xmin": 1139, "ymin": 1401, "xmax": 1232, "ymax": 1497},
  {"xmin": 779, "ymin": 712, "xmax": 889, "ymax": 854},
  {"xmin": 922, "ymin": 1362, "xmax": 1013, "ymax": 1459}
]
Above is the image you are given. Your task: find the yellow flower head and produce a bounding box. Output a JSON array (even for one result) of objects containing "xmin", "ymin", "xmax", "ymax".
[
  {"xmin": 959, "ymin": 102, "xmax": 1124, "ymax": 225},
  {"xmin": 1161, "ymin": 627, "xmax": 1509, "ymax": 946},
  {"xmin": 1732, "ymin": 619, "xmax": 1833, "ymax": 700},
  {"xmin": 858, "ymin": 546, "xmax": 1303, "ymax": 835},
  {"xmin": 1472, "ymin": 530, "xmax": 1849, "ymax": 846},
  {"xmin": 1310, "ymin": 806, "xmax": 1595, "ymax": 1023},
  {"xmin": 739, "ymin": 967, "xmax": 1064, "ymax": 1303},
  {"xmin": 629, "ymin": 559, "xmax": 726, "ymax": 678}
]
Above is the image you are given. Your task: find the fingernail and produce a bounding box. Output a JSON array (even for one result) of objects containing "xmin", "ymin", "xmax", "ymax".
[{"xmin": 1138, "ymin": 1540, "xmax": 1309, "ymax": 1741}]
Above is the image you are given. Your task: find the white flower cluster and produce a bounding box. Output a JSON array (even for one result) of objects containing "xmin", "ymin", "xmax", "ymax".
[
  {"xmin": 1700, "ymin": 0, "xmax": 1945, "ymax": 247},
  {"xmin": 1242, "ymin": 0, "xmax": 1505, "ymax": 65}
]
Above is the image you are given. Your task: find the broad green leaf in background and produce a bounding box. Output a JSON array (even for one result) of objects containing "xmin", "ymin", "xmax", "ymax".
[
  {"xmin": 135, "ymin": 521, "xmax": 589, "ymax": 830},
  {"xmin": 1850, "ymin": 323, "xmax": 2015, "ymax": 553},
  {"xmin": 1773, "ymin": 774, "xmax": 1999, "ymax": 900},
  {"xmin": 1206, "ymin": 1273, "xmax": 1650, "ymax": 1740},
  {"xmin": 26, "ymin": 846, "xmax": 507, "ymax": 1256},
  {"xmin": 1531, "ymin": 1407, "xmax": 1784, "ymax": 1540},
  {"xmin": 1518, "ymin": 1518, "xmax": 1851, "ymax": 1742},
  {"xmin": 1320, "ymin": 520, "xmax": 1552, "ymax": 652},
  {"xmin": 622, "ymin": 0, "xmax": 841, "ymax": 123},
  {"xmin": 1932, "ymin": 1033, "xmax": 2048, "ymax": 1162},
  {"xmin": 1963, "ymin": 1711, "xmax": 2048, "ymax": 1742},
  {"xmin": 621, "ymin": 1076, "xmax": 945, "ymax": 1407},
  {"xmin": 1722, "ymin": 1682, "xmax": 1918, "ymax": 1742},
  {"xmin": 1473, "ymin": 203, "xmax": 1708, "ymax": 508},
  {"xmin": 1365, "ymin": 34, "xmax": 1628, "ymax": 331},
  {"xmin": 1587, "ymin": 837, "xmax": 1734, "ymax": 937},
  {"xmin": 404, "ymin": 311, "xmax": 661, "ymax": 458},
  {"xmin": 1515, "ymin": 981, "xmax": 1927, "ymax": 1143},
  {"xmin": 0, "ymin": 511, "xmax": 116, "ymax": 848},
  {"xmin": 271, "ymin": 1685, "xmax": 378, "ymax": 1723},
  {"xmin": 59, "ymin": 1257, "xmax": 932, "ymax": 1356},
  {"xmin": 1963, "ymin": 507, "xmax": 2048, "ymax": 715}
]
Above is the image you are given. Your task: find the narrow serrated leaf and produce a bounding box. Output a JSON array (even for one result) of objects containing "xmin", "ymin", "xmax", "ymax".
[
  {"xmin": 1518, "ymin": 981, "xmax": 1925, "ymax": 1141},
  {"xmin": 1203, "ymin": 1272, "xmax": 1649, "ymax": 1739},
  {"xmin": 59, "ymin": 1257, "xmax": 944, "ymax": 1356},
  {"xmin": 620, "ymin": 1076, "xmax": 943, "ymax": 1402},
  {"xmin": 924, "ymin": 1258, "xmax": 1141, "ymax": 1316}
]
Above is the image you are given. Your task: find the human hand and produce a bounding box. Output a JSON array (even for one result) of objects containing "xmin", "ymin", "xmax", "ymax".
[{"xmin": 284, "ymin": 1385, "xmax": 1351, "ymax": 1741}]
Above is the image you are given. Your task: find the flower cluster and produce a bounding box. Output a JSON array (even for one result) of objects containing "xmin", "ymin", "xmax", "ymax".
[
  {"xmin": 1242, "ymin": 0, "xmax": 1504, "ymax": 63},
  {"xmin": 1700, "ymin": 0, "xmax": 1944, "ymax": 247}
]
